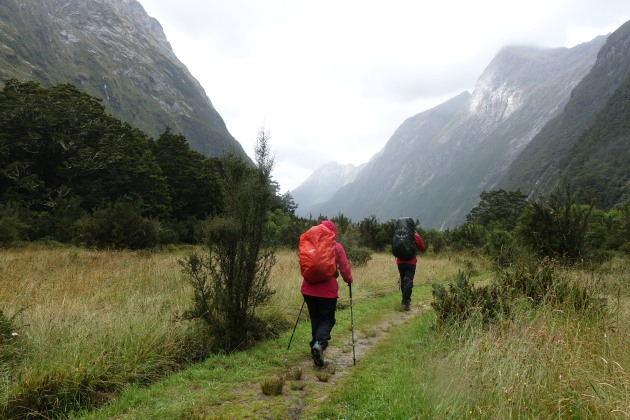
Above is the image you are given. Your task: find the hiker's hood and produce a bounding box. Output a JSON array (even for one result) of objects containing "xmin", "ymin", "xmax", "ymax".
[{"xmin": 320, "ymin": 220, "xmax": 336, "ymax": 237}]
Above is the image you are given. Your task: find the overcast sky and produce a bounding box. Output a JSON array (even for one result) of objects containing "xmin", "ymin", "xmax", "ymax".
[{"xmin": 138, "ymin": 0, "xmax": 630, "ymax": 193}]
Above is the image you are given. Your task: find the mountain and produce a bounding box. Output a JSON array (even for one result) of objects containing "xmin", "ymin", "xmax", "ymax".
[
  {"xmin": 0, "ymin": 0, "xmax": 248, "ymax": 160},
  {"xmin": 292, "ymin": 161, "xmax": 364, "ymax": 218},
  {"xmin": 557, "ymin": 74, "xmax": 630, "ymax": 207},
  {"xmin": 499, "ymin": 19, "xmax": 630, "ymax": 203},
  {"xmin": 307, "ymin": 36, "xmax": 607, "ymax": 229}
]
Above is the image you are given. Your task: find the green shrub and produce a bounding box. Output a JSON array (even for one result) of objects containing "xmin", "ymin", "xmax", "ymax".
[
  {"xmin": 431, "ymin": 257, "xmax": 602, "ymax": 331},
  {"xmin": 483, "ymin": 228, "xmax": 520, "ymax": 268},
  {"xmin": 0, "ymin": 206, "xmax": 29, "ymax": 245},
  {"xmin": 516, "ymin": 186, "xmax": 593, "ymax": 262},
  {"xmin": 431, "ymin": 271, "xmax": 511, "ymax": 328},
  {"xmin": 497, "ymin": 258, "xmax": 603, "ymax": 315},
  {"xmin": 345, "ymin": 246, "xmax": 372, "ymax": 267},
  {"xmin": 179, "ymin": 131, "xmax": 276, "ymax": 353},
  {"xmin": 74, "ymin": 198, "xmax": 161, "ymax": 249}
]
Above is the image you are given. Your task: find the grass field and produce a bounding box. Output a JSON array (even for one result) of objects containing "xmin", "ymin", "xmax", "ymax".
[{"xmin": 1, "ymin": 245, "xmax": 627, "ymax": 418}]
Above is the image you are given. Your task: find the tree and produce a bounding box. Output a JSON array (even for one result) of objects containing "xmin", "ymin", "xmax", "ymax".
[
  {"xmin": 151, "ymin": 129, "xmax": 223, "ymax": 241},
  {"xmin": 0, "ymin": 80, "xmax": 171, "ymax": 242},
  {"xmin": 358, "ymin": 215, "xmax": 381, "ymax": 250},
  {"xmin": 180, "ymin": 128, "xmax": 277, "ymax": 352},
  {"xmin": 279, "ymin": 191, "xmax": 298, "ymax": 216},
  {"xmin": 467, "ymin": 189, "xmax": 528, "ymax": 230},
  {"xmin": 517, "ymin": 184, "xmax": 594, "ymax": 262}
]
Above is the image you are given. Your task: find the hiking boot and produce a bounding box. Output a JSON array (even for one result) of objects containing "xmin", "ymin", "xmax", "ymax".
[
  {"xmin": 400, "ymin": 300, "xmax": 410, "ymax": 311},
  {"xmin": 311, "ymin": 341, "xmax": 324, "ymax": 367}
]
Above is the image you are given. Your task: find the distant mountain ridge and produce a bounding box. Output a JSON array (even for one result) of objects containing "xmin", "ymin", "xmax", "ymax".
[
  {"xmin": 292, "ymin": 162, "xmax": 364, "ymax": 218},
  {"xmin": 301, "ymin": 34, "xmax": 612, "ymax": 229},
  {"xmin": 0, "ymin": 0, "xmax": 248, "ymax": 159}
]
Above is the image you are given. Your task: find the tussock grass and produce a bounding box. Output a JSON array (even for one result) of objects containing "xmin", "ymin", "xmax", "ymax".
[
  {"xmin": 260, "ymin": 376, "xmax": 284, "ymax": 396},
  {"xmin": 316, "ymin": 256, "xmax": 630, "ymax": 419},
  {"xmin": 0, "ymin": 245, "xmax": 489, "ymax": 417},
  {"xmin": 0, "ymin": 246, "xmax": 198, "ymax": 416}
]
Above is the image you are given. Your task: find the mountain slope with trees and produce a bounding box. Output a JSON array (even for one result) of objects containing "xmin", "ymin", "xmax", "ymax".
[
  {"xmin": 499, "ymin": 19, "xmax": 630, "ymax": 205},
  {"xmin": 556, "ymin": 74, "xmax": 630, "ymax": 207},
  {"xmin": 0, "ymin": 80, "xmax": 224, "ymax": 246},
  {"xmin": 0, "ymin": 0, "xmax": 247, "ymax": 159}
]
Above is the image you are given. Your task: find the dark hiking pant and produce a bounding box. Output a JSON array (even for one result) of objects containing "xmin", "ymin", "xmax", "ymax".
[
  {"xmin": 303, "ymin": 295, "xmax": 337, "ymax": 351},
  {"xmin": 397, "ymin": 263, "xmax": 416, "ymax": 303}
]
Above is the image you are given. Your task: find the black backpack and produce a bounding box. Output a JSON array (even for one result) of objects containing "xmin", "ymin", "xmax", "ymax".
[{"xmin": 392, "ymin": 217, "xmax": 416, "ymax": 260}]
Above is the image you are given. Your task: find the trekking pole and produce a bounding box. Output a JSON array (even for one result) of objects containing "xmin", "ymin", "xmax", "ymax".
[
  {"xmin": 287, "ymin": 300, "xmax": 305, "ymax": 350},
  {"xmin": 349, "ymin": 283, "xmax": 356, "ymax": 366}
]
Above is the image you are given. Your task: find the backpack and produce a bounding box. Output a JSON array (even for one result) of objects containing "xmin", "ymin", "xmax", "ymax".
[
  {"xmin": 298, "ymin": 224, "xmax": 337, "ymax": 283},
  {"xmin": 392, "ymin": 217, "xmax": 416, "ymax": 260}
]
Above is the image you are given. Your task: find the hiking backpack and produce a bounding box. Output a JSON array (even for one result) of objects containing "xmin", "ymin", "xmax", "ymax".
[
  {"xmin": 391, "ymin": 217, "xmax": 416, "ymax": 260},
  {"xmin": 298, "ymin": 224, "xmax": 337, "ymax": 283}
]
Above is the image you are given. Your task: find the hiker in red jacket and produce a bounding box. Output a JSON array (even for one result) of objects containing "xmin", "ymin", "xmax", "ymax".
[
  {"xmin": 301, "ymin": 219, "xmax": 353, "ymax": 367},
  {"xmin": 396, "ymin": 228, "xmax": 426, "ymax": 311}
]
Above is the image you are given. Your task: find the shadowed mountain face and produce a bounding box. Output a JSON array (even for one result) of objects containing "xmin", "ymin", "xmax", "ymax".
[
  {"xmin": 307, "ymin": 36, "xmax": 607, "ymax": 229},
  {"xmin": 0, "ymin": 0, "xmax": 248, "ymax": 160},
  {"xmin": 499, "ymin": 20, "xmax": 630, "ymax": 203}
]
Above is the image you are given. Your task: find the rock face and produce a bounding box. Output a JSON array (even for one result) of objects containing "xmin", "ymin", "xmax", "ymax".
[
  {"xmin": 0, "ymin": 0, "xmax": 248, "ymax": 159},
  {"xmin": 307, "ymin": 36, "xmax": 607, "ymax": 229}
]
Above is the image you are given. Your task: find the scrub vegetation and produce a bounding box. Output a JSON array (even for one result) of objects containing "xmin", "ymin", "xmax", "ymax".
[{"xmin": 1, "ymin": 246, "xmax": 627, "ymax": 418}]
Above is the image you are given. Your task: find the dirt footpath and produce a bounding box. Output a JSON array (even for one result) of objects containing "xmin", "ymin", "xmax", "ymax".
[{"xmin": 208, "ymin": 302, "xmax": 430, "ymax": 419}]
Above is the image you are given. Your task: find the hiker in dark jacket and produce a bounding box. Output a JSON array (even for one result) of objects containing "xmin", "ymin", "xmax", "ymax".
[
  {"xmin": 301, "ymin": 219, "xmax": 353, "ymax": 367},
  {"xmin": 396, "ymin": 229, "xmax": 426, "ymax": 311}
]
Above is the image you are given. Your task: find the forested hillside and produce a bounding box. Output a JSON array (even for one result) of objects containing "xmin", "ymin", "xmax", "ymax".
[
  {"xmin": 558, "ymin": 75, "xmax": 630, "ymax": 207},
  {"xmin": 0, "ymin": 80, "xmax": 223, "ymax": 247},
  {"xmin": 499, "ymin": 19, "xmax": 630, "ymax": 203},
  {"xmin": 0, "ymin": 0, "xmax": 247, "ymax": 159}
]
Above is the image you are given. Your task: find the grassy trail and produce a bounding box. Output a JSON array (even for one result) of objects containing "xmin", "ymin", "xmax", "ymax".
[{"xmin": 76, "ymin": 287, "xmax": 434, "ymax": 419}]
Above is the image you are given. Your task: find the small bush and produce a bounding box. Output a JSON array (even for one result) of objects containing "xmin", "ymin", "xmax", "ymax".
[
  {"xmin": 433, "ymin": 259, "xmax": 606, "ymax": 332},
  {"xmin": 285, "ymin": 366, "xmax": 302, "ymax": 381},
  {"xmin": 431, "ymin": 271, "xmax": 511, "ymax": 328},
  {"xmin": 345, "ymin": 246, "xmax": 372, "ymax": 267},
  {"xmin": 496, "ymin": 258, "xmax": 601, "ymax": 312},
  {"xmin": 0, "ymin": 206, "xmax": 29, "ymax": 245},
  {"xmin": 261, "ymin": 376, "xmax": 284, "ymax": 396},
  {"xmin": 74, "ymin": 199, "xmax": 161, "ymax": 249},
  {"xmin": 315, "ymin": 370, "xmax": 332, "ymax": 382}
]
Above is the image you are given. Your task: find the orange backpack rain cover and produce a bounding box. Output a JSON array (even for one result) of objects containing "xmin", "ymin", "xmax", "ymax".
[{"xmin": 298, "ymin": 224, "xmax": 337, "ymax": 283}]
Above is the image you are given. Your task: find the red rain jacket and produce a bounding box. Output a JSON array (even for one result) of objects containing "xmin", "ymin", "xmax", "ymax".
[{"xmin": 301, "ymin": 220, "xmax": 353, "ymax": 299}]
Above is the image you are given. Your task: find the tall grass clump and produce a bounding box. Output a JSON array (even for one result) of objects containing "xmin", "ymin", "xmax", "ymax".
[
  {"xmin": 0, "ymin": 246, "xmax": 202, "ymax": 418},
  {"xmin": 429, "ymin": 256, "xmax": 628, "ymax": 418},
  {"xmin": 431, "ymin": 271, "xmax": 512, "ymax": 328},
  {"xmin": 0, "ymin": 308, "xmax": 24, "ymax": 364}
]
